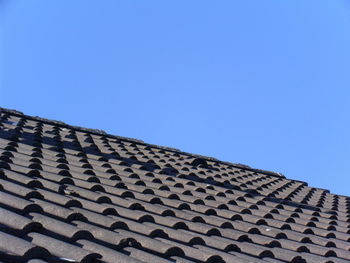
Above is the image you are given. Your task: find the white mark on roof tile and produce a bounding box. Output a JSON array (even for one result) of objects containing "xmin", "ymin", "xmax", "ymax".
[
  {"xmin": 59, "ymin": 258, "xmax": 75, "ymax": 262},
  {"xmin": 3, "ymin": 120, "xmax": 18, "ymax": 126}
]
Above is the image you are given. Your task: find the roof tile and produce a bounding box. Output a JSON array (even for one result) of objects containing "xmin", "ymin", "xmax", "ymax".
[{"xmin": 27, "ymin": 232, "xmax": 101, "ymax": 263}]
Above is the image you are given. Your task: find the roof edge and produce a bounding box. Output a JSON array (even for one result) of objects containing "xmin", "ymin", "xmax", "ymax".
[{"xmin": 0, "ymin": 107, "xmax": 285, "ymax": 178}]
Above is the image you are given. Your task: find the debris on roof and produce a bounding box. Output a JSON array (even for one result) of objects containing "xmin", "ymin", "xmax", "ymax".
[{"xmin": 0, "ymin": 107, "xmax": 349, "ymax": 263}]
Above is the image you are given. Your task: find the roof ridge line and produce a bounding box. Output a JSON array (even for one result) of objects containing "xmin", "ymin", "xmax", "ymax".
[{"xmin": 0, "ymin": 107, "xmax": 285, "ymax": 178}]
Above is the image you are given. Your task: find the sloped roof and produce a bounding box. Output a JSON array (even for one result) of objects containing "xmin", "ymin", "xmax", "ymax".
[{"xmin": 0, "ymin": 107, "xmax": 349, "ymax": 263}]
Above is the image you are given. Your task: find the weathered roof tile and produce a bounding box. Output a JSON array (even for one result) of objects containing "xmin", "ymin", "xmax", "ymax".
[{"xmin": 27, "ymin": 232, "xmax": 101, "ymax": 263}]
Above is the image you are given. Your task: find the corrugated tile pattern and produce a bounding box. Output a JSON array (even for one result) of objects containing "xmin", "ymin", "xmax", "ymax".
[{"xmin": 0, "ymin": 108, "xmax": 350, "ymax": 263}]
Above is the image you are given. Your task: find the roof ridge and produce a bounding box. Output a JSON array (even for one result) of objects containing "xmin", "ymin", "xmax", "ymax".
[{"xmin": 0, "ymin": 107, "xmax": 286, "ymax": 179}]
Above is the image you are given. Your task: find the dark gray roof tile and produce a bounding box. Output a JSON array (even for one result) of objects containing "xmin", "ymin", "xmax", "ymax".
[
  {"xmin": 172, "ymin": 209, "xmax": 206, "ymax": 222},
  {"xmin": 326, "ymin": 257, "xmax": 350, "ymax": 263},
  {"xmin": 190, "ymin": 232, "xmax": 240, "ymax": 252},
  {"xmin": 214, "ymin": 209, "xmax": 244, "ymax": 220},
  {"xmin": 157, "ymin": 238, "xmax": 224, "ymax": 263},
  {"xmin": 170, "ymin": 256, "xmax": 197, "ymax": 263},
  {"xmin": 230, "ymin": 241, "xmax": 275, "ymax": 258},
  {"xmin": 110, "ymin": 216, "xmax": 166, "ymax": 237},
  {"xmin": 5, "ymin": 163, "xmax": 36, "ymax": 176},
  {"xmin": 298, "ymin": 252, "xmax": 339, "ymax": 263},
  {"xmin": 151, "ymin": 196, "xmax": 190, "ymax": 209},
  {"xmin": 2, "ymin": 169, "xmax": 43, "ymax": 187},
  {"xmin": 220, "ymin": 228, "xmax": 250, "ymax": 241},
  {"xmin": 326, "ymin": 247, "xmax": 350, "ymax": 261},
  {"xmin": 27, "ymin": 232, "xmax": 101, "ymax": 263},
  {"xmin": 60, "ymin": 184, "xmax": 110, "ymax": 203},
  {"xmin": 144, "ymin": 222, "xmax": 205, "ymax": 245},
  {"xmin": 101, "ymin": 184, "xmax": 137, "ymax": 198},
  {"xmin": 0, "ymin": 231, "xmax": 50, "ymax": 260},
  {"xmin": 72, "ymin": 220, "xmax": 138, "ymax": 247},
  {"xmin": 150, "ymin": 214, "xmax": 188, "ymax": 229},
  {"xmin": 71, "ymin": 207, "xmax": 127, "ymax": 229},
  {"xmin": 106, "ymin": 204, "xmax": 154, "ymax": 222},
  {"xmin": 29, "ymin": 213, "xmax": 93, "ymax": 241},
  {"xmin": 269, "ymin": 247, "xmax": 306, "ymax": 263},
  {"xmin": 253, "ymin": 225, "xmax": 288, "ymax": 239},
  {"xmin": 26, "ymin": 259, "xmax": 50, "ymax": 263},
  {"xmin": 77, "ymin": 240, "xmax": 143, "ymax": 263},
  {"xmin": 0, "ymin": 191, "xmax": 42, "ymax": 214},
  {"xmin": 0, "ymin": 208, "xmax": 42, "ymax": 235},
  {"xmin": 133, "ymin": 200, "xmax": 175, "ymax": 216},
  {"xmin": 0, "ymin": 179, "xmax": 43, "ymax": 199},
  {"xmin": 202, "ymin": 215, "xmax": 234, "ymax": 228},
  {"xmin": 31, "ymin": 199, "xmax": 84, "ymax": 221},
  {"xmin": 122, "ymin": 247, "xmax": 174, "ymax": 263},
  {"xmin": 117, "ymin": 230, "xmax": 185, "ymax": 258},
  {"xmin": 244, "ymin": 233, "xmax": 280, "ymax": 248},
  {"xmin": 72, "ymin": 196, "xmax": 116, "ymax": 214},
  {"xmin": 183, "ymin": 221, "xmax": 221, "ymax": 236},
  {"xmin": 328, "ymin": 238, "xmax": 350, "ymax": 250},
  {"xmin": 103, "ymin": 194, "xmax": 144, "ymax": 209},
  {"xmin": 132, "ymin": 192, "xmax": 163, "ymax": 204},
  {"xmin": 34, "ymin": 177, "xmax": 66, "ymax": 192},
  {"xmin": 194, "ymin": 245, "xmax": 253, "ymax": 263},
  {"xmin": 35, "ymin": 188, "xmax": 81, "ymax": 208},
  {"xmin": 262, "ymin": 258, "xmax": 289, "ymax": 263},
  {"xmin": 97, "ymin": 176, "xmax": 123, "ymax": 186}
]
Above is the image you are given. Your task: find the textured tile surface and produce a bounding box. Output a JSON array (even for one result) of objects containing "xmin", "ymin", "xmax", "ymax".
[{"xmin": 0, "ymin": 107, "xmax": 349, "ymax": 263}]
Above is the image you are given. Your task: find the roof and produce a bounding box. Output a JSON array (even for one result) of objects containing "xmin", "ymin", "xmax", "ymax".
[{"xmin": 0, "ymin": 107, "xmax": 349, "ymax": 263}]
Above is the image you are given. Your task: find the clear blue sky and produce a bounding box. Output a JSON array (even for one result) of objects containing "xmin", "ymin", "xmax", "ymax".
[{"xmin": 1, "ymin": 1, "xmax": 350, "ymax": 196}]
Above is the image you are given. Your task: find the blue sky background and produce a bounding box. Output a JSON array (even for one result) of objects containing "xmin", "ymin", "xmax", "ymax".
[{"xmin": 1, "ymin": 1, "xmax": 350, "ymax": 196}]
